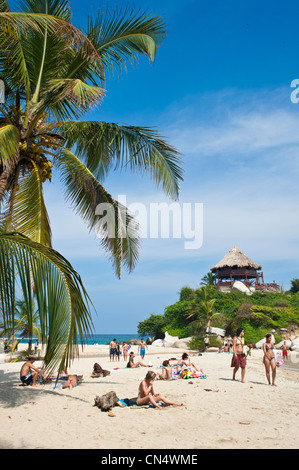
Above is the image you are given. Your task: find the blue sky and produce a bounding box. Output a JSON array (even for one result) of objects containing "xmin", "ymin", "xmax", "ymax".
[{"xmin": 44, "ymin": 0, "xmax": 299, "ymax": 333}]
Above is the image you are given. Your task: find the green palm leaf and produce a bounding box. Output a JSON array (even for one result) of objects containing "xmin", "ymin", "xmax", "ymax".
[
  {"xmin": 0, "ymin": 124, "xmax": 19, "ymax": 166},
  {"xmin": 59, "ymin": 121, "xmax": 183, "ymax": 200},
  {"xmin": 0, "ymin": 229, "xmax": 94, "ymax": 374},
  {"xmin": 56, "ymin": 149, "xmax": 140, "ymax": 277},
  {"xmin": 2, "ymin": 160, "xmax": 52, "ymax": 246},
  {"xmin": 88, "ymin": 6, "xmax": 166, "ymax": 76}
]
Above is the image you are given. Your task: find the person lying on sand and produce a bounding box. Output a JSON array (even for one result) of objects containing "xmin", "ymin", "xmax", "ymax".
[
  {"xmin": 156, "ymin": 360, "xmax": 173, "ymax": 380},
  {"xmin": 137, "ymin": 371, "xmax": 183, "ymax": 409},
  {"xmin": 20, "ymin": 357, "xmax": 45, "ymax": 387},
  {"xmin": 59, "ymin": 374, "xmax": 83, "ymax": 390},
  {"xmin": 127, "ymin": 351, "xmax": 148, "ymax": 368}
]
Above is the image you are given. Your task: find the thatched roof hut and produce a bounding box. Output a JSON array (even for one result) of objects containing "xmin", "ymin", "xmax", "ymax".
[
  {"xmin": 211, "ymin": 246, "xmax": 261, "ymax": 272},
  {"xmin": 210, "ymin": 246, "xmax": 263, "ymax": 289}
]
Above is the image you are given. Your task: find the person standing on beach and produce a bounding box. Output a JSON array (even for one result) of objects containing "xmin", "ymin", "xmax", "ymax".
[
  {"xmin": 281, "ymin": 341, "xmax": 288, "ymax": 360},
  {"xmin": 231, "ymin": 328, "xmax": 246, "ymax": 383},
  {"xmin": 109, "ymin": 339, "xmax": 117, "ymax": 362},
  {"xmin": 262, "ymin": 333, "xmax": 277, "ymax": 386},
  {"xmin": 115, "ymin": 341, "xmax": 121, "ymax": 361},
  {"xmin": 138, "ymin": 338, "xmax": 148, "ymax": 360},
  {"xmin": 204, "ymin": 335, "xmax": 210, "ymax": 352},
  {"xmin": 122, "ymin": 342, "xmax": 129, "ymax": 362}
]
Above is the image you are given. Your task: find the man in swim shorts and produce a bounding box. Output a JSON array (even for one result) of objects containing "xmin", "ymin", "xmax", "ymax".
[
  {"xmin": 20, "ymin": 357, "xmax": 44, "ymax": 387},
  {"xmin": 109, "ymin": 339, "xmax": 117, "ymax": 362},
  {"xmin": 138, "ymin": 338, "xmax": 148, "ymax": 360}
]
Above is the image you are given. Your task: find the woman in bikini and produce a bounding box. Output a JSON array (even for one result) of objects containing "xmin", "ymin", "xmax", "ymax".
[
  {"xmin": 231, "ymin": 328, "xmax": 246, "ymax": 383},
  {"xmin": 127, "ymin": 351, "xmax": 148, "ymax": 368},
  {"xmin": 137, "ymin": 371, "xmax": 183, "ymax": 408},
  {"xmin": 122, "ymin": 342, "xmax": 129, "ymax": 362},
  {"xmin": 262, "ymin": 333, "xmax": 277, "ymax": 386},
  {"xmin": 176, "ymin": 352, "xmax": 200, "ymax": 374}
]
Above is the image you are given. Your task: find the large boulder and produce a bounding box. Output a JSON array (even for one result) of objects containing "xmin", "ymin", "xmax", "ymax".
[
  {"xmin": 172, "ymin": 337, "xmax": 192, "ymax": 349},
  {"xmin": 290, "ymin": 337, "xmax": 299, "ymax": 351},
  {"xmin": 125, "ymin": 338, "xmax": 140, "ymax": 346},
  {"xmin": 232, "ymin": 281, "xmax": 251, "ymax": 295},
  {"xmin": 94, "ymin": 391, "xmax": 118, "ymax": 411},
  {"xmin": 151, "ymin": 331, "xmax": 179, "ymax": 347},
  {"xmin": 206, "ymin": 326, "xmax": 226, "ymax": 337}
]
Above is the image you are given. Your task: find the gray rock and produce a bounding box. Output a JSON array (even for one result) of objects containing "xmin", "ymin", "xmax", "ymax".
[{"xmin": 94, "ymin": 391, "xmax": 118, "ymax": 411}]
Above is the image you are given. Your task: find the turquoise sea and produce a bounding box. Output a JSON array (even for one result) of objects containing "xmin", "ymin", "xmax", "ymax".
[{"xmin": 19, "ymin": 333, "xmax": 150, "ymax": 345}]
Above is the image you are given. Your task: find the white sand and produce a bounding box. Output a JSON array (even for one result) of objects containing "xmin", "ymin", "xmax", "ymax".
[{"xmin": 0, "ymin": 344, "xmax": 298, "ymax": 449}]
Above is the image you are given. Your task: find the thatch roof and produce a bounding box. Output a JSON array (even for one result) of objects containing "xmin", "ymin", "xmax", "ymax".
[{"xmin": 210, "ymin": 246, "xmax": 262, "ymax": 272}]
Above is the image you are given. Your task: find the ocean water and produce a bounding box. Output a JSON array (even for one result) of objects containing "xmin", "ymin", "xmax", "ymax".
[{"xmin": 18, "ymin": 334, "xmax": 149, "ymax": 345}]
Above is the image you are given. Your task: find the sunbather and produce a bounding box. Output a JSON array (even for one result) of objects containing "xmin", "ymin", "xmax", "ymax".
[
  {"xmin": 156, "ymin": 360, "xmax": 173, "ymax": 380},
  {"xmin": 59, "ymin": 374, "xmax": 82, "ymax": 390},
  {"xmin": 176, "ymin": 352, "xmax": 199, "ymax": 374},
  {"xmin": 137, "ymin": 371, "xmax": 183, "ymax": 409}
]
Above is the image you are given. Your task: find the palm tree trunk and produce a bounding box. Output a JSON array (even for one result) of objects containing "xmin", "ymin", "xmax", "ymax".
[{"xmin": 0, "ymin": 165, "xmax": 14, "ymax": 202}]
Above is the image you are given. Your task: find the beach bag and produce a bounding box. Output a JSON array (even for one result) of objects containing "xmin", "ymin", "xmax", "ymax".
[{"xmin": 180, "ymin": 369, "xmax": 190, "ymax": 379}]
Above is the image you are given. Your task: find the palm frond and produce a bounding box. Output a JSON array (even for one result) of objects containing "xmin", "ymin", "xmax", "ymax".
[
  {"xmin": 1, "ymin": 160, "xmax": 52, "ymax": 246},
  {"xmin": 58, "ymin": 121, "xmax": 183, "ymax": 200},
  {"xmin": 0, "ymin": 124, "xmax": 19, "ymax": 166},
  {"xmin": 88, "ymin": 6, "xmax": 166, "ymax": 77},
  {"xmin": 0, "ymin": 228, "xmax": 94, "ymax": 374},
  {"xmin": 0, "ymin": 10, "xmax": 103, "ymax": 83},
  {"xmin": 56, "ymin": 149, "xmax": 140, "ymax": 277},
  {"xmin": 27, "ymin": 79, "xmax": 105, "ymax": 126}
]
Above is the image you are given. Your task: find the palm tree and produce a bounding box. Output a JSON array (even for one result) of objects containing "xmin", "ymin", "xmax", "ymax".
[
  {"xmin": 15, "ymin": 299, "xmax": 41, "ymax": 349},
  {"xmin": 185, "ymin": 286, "xmax": 224, "ymax": 333},
  {"xmin": 0, "ymin": 228, "xmax": 94, "ymax": 374},
  {"xmin": 0, "ymin": 0, "xmax": 183, "ymax": 278},
  {"xmin": 200, "ymin": 272, "xmax": 216, "ymax": 286}
]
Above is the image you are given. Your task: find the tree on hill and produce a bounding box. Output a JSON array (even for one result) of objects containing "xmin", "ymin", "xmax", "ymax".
[
  {"xmin": 200, "ymin": 272, "xmax": 216, "ymax": 286},
  {"xmin": 0, "ymin": 1, "xmax": 183, "ymax": 371},
  {"xmin": 290, "ymin": 279, "xmax": 299, "ymax": 294},
  {"xmin": 0, "ymin": 0, "xmax": 183, "ymax": 277}
]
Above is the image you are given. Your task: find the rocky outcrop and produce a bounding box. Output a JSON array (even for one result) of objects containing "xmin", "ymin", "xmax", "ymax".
[{"xmin": 94, "ymin": 391, "xmax": 118, "ymax": 411}]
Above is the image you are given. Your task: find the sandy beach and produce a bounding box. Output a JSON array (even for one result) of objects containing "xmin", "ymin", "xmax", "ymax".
[{"xmin": 0, "ymin": 344, "xmax": 298, "ymax": 450}]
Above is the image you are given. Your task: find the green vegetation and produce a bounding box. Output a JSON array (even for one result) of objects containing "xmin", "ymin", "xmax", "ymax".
[
  {"xmin": 0, "ymin": 229, "xmax": 94, "ymax": 374},
  {"xmin": 137, "ymin": 281, "xmax": 299, "ymax": 347},
  {"xmin": 0, "ymin": 1, "xmax": 182, "ymax": 372}
]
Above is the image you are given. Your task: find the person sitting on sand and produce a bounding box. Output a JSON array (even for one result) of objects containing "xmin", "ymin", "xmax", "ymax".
[
  {"xmin": 262, "ymin": 333, "xmax": 277, "ymax": 386},
  {"xmin": 20, "ymin": 357, "xmax": 45, "ymax": 387},
  {"xmin": 156, "ymin": 360, "xmax": 173, "ymax": 380},
  {"xmin": 137, "ymin": 371, "xmax": 183, "ymax": 409},
  {"xmin": 176, "ymin": 353, "xmax": 199, "ymax": 374},
  {"xmin": 127, "ymin": 351, "xmax": 148, "ymax": 368}
]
